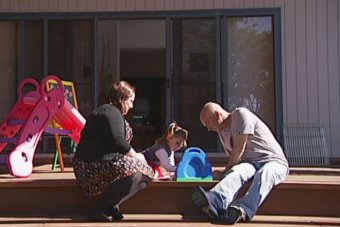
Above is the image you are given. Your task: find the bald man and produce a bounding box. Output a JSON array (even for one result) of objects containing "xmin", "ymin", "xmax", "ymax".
[{"xmin": 192, "ymin": 102, "xmax": 289, "ymax": 224}]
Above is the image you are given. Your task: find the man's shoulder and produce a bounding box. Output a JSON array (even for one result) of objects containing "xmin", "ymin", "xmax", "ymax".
[
  {"xmin": 233, "ymin": 107, "xmax": 252, "ymax": 116},
  {"xmin": 232, "ymin": 107, "xmax": 259, "ymax": 124}
]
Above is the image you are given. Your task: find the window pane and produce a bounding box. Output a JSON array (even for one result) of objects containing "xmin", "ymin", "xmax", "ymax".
[
  {"xmin": 226, "ymin": 17, "xmax": 276, "ymax": 131},
  {"xmin": 172, "ymin": 19, "xmax": 217, "ymax": 151},
  {"xmin": 48, "ymin": 20, "xmax": 92, "ymax": 116},
  {"xmin": 24, "ymin": 21, "xmax": 43, "ymax": 80},
  {"xmin": 97, "ymin": 20, "xmax": 120, "ymax": 104},
  {"xmin": 0, "ymin": 22, "xmax": 18, "ymax": 123}
]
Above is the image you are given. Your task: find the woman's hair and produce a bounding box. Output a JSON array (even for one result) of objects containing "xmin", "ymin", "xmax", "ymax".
[
  {"xmin": 155, "ymin": 122, "xmax": 188, "ymax": 148},
  {"xmin": 106, "ymin": 81, "xmax": 135, "ymax": 111}
]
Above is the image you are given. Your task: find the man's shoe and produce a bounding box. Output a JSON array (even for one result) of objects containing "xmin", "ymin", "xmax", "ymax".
[
  {"xmin": 225, "ymin": 206, "xmax": 246, "ymax": 224},
  {"xmin": 192, "ymin": 186, "xmax": 218, "ymax": 220},
  {"xmin": 217, "ymin": 209, "xmax": 229, "ymax": 223}
]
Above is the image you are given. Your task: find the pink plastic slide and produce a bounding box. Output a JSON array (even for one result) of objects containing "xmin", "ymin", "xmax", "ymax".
[
  {"xmin": 0, "ymin": 78, "xmax": 41, "ymax": 153},
  {"xmin": 51, "ymin": 97, "xmax": 85, "ymax": 144},
  {"xmin": 0, "ymin": 75, "xmax": 86, "ymax": 178}
]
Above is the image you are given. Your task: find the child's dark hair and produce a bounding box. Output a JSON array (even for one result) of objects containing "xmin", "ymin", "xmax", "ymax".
[{"xmin": 155, "ymin": 122, "xmax": 188, "ymax": 148}]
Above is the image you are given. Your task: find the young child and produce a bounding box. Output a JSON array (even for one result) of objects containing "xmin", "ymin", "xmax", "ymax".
[{"xmin": 143, "ymin": 122, "xmax": 188, "ymax": 180}]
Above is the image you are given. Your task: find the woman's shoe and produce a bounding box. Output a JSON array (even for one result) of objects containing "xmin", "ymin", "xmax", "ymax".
[
  {"xmin": 87, "ymin": 212, "xmax": 113, "ymax": 222},
  {"xmin": 110, "ymin": 205, "xmax": 124, "ymax": 220}
]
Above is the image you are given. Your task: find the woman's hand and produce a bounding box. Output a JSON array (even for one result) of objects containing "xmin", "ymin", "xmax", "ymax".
[
  {"xmin": 134, "ymin": 152, "xmax": 147, "ymax": 163},
  {"xmin": 126, "ymin": 148, "xmax": 147, "ymax": 163}
]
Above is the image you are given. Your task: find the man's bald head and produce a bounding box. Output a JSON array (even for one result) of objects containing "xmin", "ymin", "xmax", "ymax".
[
  {"xmin": 200, "ymin": 102, "xmax": 222, "ymax": 121},
  {"xmin": 199, "ymin": 102, "xmax": 230, "ymax": 132}
]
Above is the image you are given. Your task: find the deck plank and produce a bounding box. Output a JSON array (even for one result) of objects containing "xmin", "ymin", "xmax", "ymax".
[
  {"xmin": 1, "ymin": 164, "xmax": 340, "ymax": 217},
  {"xmin": 0, "ymin": 214, "xmax": 339, "ymax": 227},
  {"xmin": 1, "ymin": 165, "xmax": 340, "ymax": 189}
]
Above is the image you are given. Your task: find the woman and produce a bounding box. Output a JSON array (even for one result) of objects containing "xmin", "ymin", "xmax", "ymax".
[{"xmin": 73, "ymin": 81, "xmax": 154, "ymax": 222}]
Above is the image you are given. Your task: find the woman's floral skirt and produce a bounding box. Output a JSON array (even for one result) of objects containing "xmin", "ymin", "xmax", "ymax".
[{"xmin": 73, "ymin": 153, "xmax": 154, "ymax": 197}]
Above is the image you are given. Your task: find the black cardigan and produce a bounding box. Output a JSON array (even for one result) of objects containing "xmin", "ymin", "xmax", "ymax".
[{"xmin": 75, "ymin": 104, "xmax": 131, "ymax": 162}]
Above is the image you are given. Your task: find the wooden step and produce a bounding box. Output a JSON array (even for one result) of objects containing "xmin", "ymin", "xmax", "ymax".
[
  {"xmin": 0, "ymin": 214, "xmax": 340, "ymax": 227},
  {"xmin": 0, "ymin": 165, "xmax": 339, "ymax": 217}
]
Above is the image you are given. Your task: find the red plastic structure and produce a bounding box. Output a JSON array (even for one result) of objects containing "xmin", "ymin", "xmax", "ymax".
[{"xmin": 0, "ymin": 75, "xmax": 86, "ymax": 178}]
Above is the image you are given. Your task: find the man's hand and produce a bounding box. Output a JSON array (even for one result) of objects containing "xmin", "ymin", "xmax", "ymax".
[
  {"xmin": 226, "ymin": 134, "xmax": 248, "ymax": 170},
  {"xmin": 213, "ymin": 169, "xmax": 226, "ymax": 180}
]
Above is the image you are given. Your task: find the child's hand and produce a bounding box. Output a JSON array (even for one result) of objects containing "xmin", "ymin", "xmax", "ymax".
[{"xmin": 170, "ymin": 172, "xmax": 176, "ymax": 181}]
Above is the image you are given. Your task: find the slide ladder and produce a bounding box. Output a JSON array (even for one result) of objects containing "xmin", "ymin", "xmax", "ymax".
[{"xmin": 0, "ymin": 75, "xmax": 86, "ymax": 177}]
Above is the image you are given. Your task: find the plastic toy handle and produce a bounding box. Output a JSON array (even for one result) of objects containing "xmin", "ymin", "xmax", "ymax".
[
  {"xmin": 187, "ymin": 147, "xmax": 205, "ymax": 156},
  {"xmin": 41, "ymin": 75, "xmax": 64, "ymax": 96},
  {"xmin": 17, "ymin": 78, "xmax": 40, "ymax": 99},
  {"xmin": 40, "ymin": 75, "xmax": 65, "ymax": 108}
]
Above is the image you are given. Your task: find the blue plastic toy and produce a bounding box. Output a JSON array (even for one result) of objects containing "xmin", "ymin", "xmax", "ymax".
[{"xmin": 176, "ymin": 147, "xmax": 213, "ymax": 182}]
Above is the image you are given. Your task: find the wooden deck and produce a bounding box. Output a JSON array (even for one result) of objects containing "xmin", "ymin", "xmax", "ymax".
[
  {"xmin": 0, "ymin": 214, "xmax": 340, "ymax": 227},
  {"xmin": 0, "ymin": 164, "xmax": 340, "ymax": 226},
  {"xmin": 1, "ymin": 165, "xmax": 340, "ymax": 186}
]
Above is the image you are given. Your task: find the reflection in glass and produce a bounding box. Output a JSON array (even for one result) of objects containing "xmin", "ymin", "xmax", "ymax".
[
  {"xmin": 48, "ymin": 20, "xmax": 92, "ymax": 116},
  {"xmin": 0, "ymin": 22, "xmax": 18, "ymax": 123},
  {"xmin": 24, "ymin": 21, "xmax": 43, "ymax": 80},
  {"xmin": 227, "ymin": 17, "xmax": 276, "ymax": 131},
  {"xmin": 98, "ymin": 20, "xmax": 120, "ymax": 105},
  {"xmin": 172, "ymin": 19, "xmax": 217, "ymax": 151},
  {"xmin": 98, "ymin": 20, "xmax": 167, "ymax": 151}
]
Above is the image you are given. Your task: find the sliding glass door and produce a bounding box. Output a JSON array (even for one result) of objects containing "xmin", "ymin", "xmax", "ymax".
[
  {"xmin": 171, "ymin": 18, "xmax": 218, "ymax": 151},
  {"xmin": 170, "ymin": 16, "xmax": 277, "ymax": 152},
  {"xmin": 223, "ymin": 16, "xmax": 276, "ymax": 132}
]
